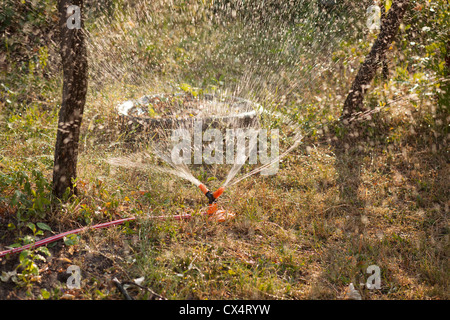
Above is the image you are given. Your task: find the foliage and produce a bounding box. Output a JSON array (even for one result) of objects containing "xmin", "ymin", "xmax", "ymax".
[
  {"xmin": 0, "ymin": 0, "xmax": 58, "ymax": 73},
  {"xmin": 0, "ymin": 168, "xmax": 52, "ymax": 223},
  {"xmin": 1, "ymin": 222, "xmax": 52, "ymax": 288}
]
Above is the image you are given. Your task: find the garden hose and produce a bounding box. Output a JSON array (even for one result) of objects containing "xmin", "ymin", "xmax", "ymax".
[{"xmin": 0, "ymin": 185, "xmax": 229, "ymax": 259}]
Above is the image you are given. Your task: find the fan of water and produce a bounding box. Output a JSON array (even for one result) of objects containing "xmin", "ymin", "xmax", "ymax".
[
  {"xmin": 106, "ymin": 91, "xmax": 302, "ymax": 189},
  {"xmin": 82, "ymin": 0, "xmax": 371, "ymax": 192}
]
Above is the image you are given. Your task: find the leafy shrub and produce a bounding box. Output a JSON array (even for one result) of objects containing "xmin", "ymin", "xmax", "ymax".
[{"xmin": 0, "ymin": 169, "xmax": 52, "ymax": 223}]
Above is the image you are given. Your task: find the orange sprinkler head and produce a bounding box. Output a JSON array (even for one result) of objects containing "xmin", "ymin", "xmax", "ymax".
[
  {"xmin": 199, "ymin": 183, "xmax": 209, "ymax": 195},
  {"xmin": 212, "ymin": 187, "xmax": 224, "ymax": 200},
  {"xmin": 198, "ymin": 185, "xmax": 232, "ymax": 221},
  {"xmin": 199, "ymin": 184, "xmax": 225, "ymax": 205}
]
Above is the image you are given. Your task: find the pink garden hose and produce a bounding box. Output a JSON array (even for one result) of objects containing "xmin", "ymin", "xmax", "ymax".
[
  {"xmin": 0, "ymin": 184, "xmax": 230, "ymax": 258},
  {"xmin": 0, "ymin": 213, "xmax": 192, "ymax": 258}
]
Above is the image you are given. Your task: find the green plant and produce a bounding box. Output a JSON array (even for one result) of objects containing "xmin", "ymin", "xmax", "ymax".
[
  {"xmin": 15, "ymin": 246, "xmax": 51, "ymax": 288},
  {"xmin": 1, "ymin": 222, "xmax": 52, "ymax": 288},
  {"xmin": 0, "ymin": 169, "xmax": 52, "ymax": 223},
  {"xmin": 63, "ymin": 233, "xmax": 80, "ymax": 246}
]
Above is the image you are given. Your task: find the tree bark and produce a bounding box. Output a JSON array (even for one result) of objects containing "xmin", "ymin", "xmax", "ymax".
[
  {"xmin": 379, "ymin": 3, "xmax": 390, "ymax": 80},
  {"xmin": 446, "ymin": 40, "xmax": 450, "ymax": 73},
  {"xmin": 341, "ymin": 0, "xmax": 409, "ymax": 121},
  {"xmin": 52, "ymin": 0, "xmax": 88, "ymax": 199}
]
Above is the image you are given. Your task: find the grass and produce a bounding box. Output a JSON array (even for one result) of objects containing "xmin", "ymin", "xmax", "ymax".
[{"xmin": 0, "ymin": 0, "xmax": 449, "ymax": 300}]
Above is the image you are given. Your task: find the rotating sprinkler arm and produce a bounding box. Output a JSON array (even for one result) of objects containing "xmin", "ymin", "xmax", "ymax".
[{"xmin": 198, "ymin": 184, "xmax": 224, "ymax": 204}]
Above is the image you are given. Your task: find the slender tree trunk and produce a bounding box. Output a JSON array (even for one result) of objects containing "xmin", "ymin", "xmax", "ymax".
[
  {"xmin": 52, "ymin": 0, "xmax": 88, "ymax": 199},
  {"xmin": 446, "ymin": 40, "xmax": 450, "ymax": 73},
  {"xmin": 379, "ymin": 3, "xmax": 390, "ymax": 80},
  {"xmin": 341, "ymin": 0, "xmax": 409, "ymax": 121}
]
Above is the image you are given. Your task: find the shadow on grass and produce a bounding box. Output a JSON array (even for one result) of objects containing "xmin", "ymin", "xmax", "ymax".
[{"xmin": 308, "ymin": 114, "xmax": 449, "ymax": 299}]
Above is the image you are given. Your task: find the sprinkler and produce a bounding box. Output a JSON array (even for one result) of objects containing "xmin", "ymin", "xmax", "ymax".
[
  {"xmin": 199, "ymin": 184, "xmax": 224, "ymax": 204},
  {"xmin": 198, "ymin": 184, "xmax": 234, "ymax": 221},
  {"xmin": 198, "ymin": 184, "xmax": 224, "ymax": 215}
]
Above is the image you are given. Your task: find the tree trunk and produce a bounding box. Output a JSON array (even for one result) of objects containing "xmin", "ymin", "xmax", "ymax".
[
  {"xmin": 446, "ymin": 40, "xmax": 450, "ymax": 73},
  {"xmin": 52, "ymin": 0, "xmax": 88, "ymax": 199},
  {"xmin": 341, "ymin": 0, "xmax": 409, "ymax": 121},
  {"xmin": 379, "ymin": 3, "xmax": 390, "ymax": 80}
]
